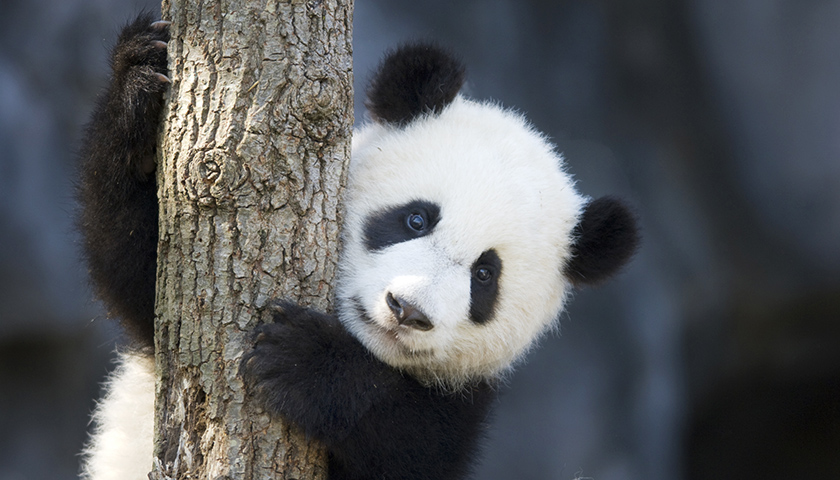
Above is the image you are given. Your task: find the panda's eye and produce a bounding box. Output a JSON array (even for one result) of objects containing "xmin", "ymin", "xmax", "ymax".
[
  {"xmin": 474, "ymin": 266, "xmax": 494, "ymax": 284},
  {"xmin": 364, "ymin": 201, "xmax": 440, "ymax": 251},
  {"xmin": 470, "ymin": 249, "xmax": 501, "ymax": 324},
  {"xmin": 406, "ymin": 213, "xmax": 427, "ymax": 231}
]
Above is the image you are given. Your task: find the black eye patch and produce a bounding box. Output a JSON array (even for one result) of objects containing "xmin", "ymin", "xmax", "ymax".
[
  {"xmin": 363, "ymin": 200, "xmax": 441, "ymax": 251},
  {"xmin": 470, "ymin": 249, "xmax": 502, "ymax": 324}
]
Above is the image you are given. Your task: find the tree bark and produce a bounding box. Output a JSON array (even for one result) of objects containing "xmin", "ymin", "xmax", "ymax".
[{"xmin": 150, "ymin": 1, "xmax": 352, "ymax": 479}]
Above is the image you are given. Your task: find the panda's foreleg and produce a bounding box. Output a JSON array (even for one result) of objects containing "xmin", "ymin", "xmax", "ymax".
[
  {"xmin": 78, "ymin": 12, "xmax": 170, "ymax": 347},
  {"xmin": 240, "ymin": 302, "xmax": 496, "ymax": 480}
]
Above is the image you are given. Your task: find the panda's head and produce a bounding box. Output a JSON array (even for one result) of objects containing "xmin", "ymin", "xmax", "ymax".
[{"xmin": 336, "ymin": 44, "xmax": 639, "ymax": 388}]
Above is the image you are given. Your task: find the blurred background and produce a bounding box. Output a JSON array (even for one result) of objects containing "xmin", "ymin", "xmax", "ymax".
[{"xmin": 1, "ymin": 0, "xmax": 839, "ymax": 478}]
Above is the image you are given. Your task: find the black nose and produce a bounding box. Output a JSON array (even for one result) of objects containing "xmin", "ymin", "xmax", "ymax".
[{"xmin": 386, "ymin": 292, "xmax": 433, "ymax": 331}]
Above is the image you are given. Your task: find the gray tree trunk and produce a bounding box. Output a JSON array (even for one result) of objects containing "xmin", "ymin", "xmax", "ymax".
[{"xmin": 150, "ymin": 1, "xmax": 353, "ymax": 478}]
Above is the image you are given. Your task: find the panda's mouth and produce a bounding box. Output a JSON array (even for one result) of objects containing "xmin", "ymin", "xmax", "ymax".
[{"xmin": 350, "ymin": 296, "xmax": 434, "ymax": 358}]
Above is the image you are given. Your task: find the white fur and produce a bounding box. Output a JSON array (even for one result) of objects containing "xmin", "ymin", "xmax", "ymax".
[
  {"xmin": 81, "ymin": 352, "xmax": 155, "ymax": 480},
  {"xmin": 81, "ymin": 94, "xmax": 584, "ymax": 479},
  {"xmin": 337, "ymin": 96, "xmax": 585, "ymax": 388}
]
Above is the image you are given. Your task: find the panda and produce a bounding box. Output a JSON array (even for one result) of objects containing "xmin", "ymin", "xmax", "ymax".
[{"xmin": 78, "ymin": 13, "xmax": 639, "ymax": 480}]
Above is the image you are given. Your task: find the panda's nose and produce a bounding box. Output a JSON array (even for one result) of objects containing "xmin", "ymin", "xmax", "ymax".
[{"xmin": 386, "ymin": 292, "xmax": 433, "ymax": 331}]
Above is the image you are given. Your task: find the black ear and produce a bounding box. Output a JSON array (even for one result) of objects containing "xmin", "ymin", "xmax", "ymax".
[
  {"xmin": 565, "ymin": 196, "xmax": 640, "ymax": 286},
  {"xmin": 365, "ymin": 43, "xmax": 466, "ymax": 126}
]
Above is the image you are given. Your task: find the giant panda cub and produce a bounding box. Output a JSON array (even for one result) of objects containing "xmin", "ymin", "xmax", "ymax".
[{"xmin": 78, "ymin": 14, "xmax": 639, "ymax": 480}]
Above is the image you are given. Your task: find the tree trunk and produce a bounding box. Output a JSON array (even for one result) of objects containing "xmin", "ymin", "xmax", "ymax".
[{"xmin": 150, "ymin": 1, "xmax": 353, "ymax": 479}]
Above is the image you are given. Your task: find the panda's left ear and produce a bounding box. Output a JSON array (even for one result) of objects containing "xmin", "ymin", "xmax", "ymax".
[
  {"xmin": 365, "ymin": 43, "xmax": 466, "ymax": 126},
  {"xmin": 564, "ymin": 196, "xmax": 640, "ymax": 286}
]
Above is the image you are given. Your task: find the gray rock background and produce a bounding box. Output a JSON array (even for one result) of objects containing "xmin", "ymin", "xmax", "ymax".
[{"xmin": 1, "ymin": 0, "xmax": 838, "ymax": 479}]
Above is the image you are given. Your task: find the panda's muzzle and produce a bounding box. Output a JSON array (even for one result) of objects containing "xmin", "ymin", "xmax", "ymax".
[{"xmin": 385, "ymin": 292, "xmax": 433, "ymax": 331}]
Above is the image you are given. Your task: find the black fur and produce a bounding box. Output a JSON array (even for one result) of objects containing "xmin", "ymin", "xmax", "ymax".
[
  {"xmin": 363, "ymin": 200, "xmax": 441, "ymax": 251},
  {"xmin": 79, "ymin": 18, "xmax": 494, "ymax": 479},
  {"xmin": 366, "ymin": 43, "xmax": 466, "ymax": 126},
  {"xmin": 469, "ymin": 249, "xmax": 502, "ymax": 324},
  {"xmin": 79, "ymin": 16, "xmax": 638, "ymax": 480},
  {"xmin": 565, "ymin": 196, "xmax": 640, "ymax": 285},
  {"xmin": 77, "ymin": 12, "xmax": 169, "ymax": 347},
  {"xmin": 240, "ymin": 303, "xmax": 495, "ymax": 480}
]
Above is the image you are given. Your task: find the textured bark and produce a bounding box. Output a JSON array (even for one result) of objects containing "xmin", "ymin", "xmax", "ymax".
[{"xmin": 150, "ymin": 1, "xmax": 353, "ymax": 479}]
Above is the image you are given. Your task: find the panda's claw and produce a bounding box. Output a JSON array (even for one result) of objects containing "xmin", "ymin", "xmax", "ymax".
[
  {"xmin": 150, "ymin": 20, "xmax": 171, "ymax": 30},
  {"xmin": 152, "ymin": 40, "xmax": 168, "ymax": 49},
  {"xmin": 264, "ymin": 300, "xmax": 309, "ymax": 326},
  {"xmin": 241, "ymin": 354, "xmax": 256, "ymax": 372},
  {"xmin": 154, "ymin": 73, "xmax": 171, "ymax": 84},
  {"xmin": 266, "ymin": 301, "xmax": 289, "ymax": 316}
]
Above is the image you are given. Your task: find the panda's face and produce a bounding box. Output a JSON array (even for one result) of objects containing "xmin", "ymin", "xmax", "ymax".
[{"xmin": 336, "ymin": 97, "xmax": 585, "ymax": 387}]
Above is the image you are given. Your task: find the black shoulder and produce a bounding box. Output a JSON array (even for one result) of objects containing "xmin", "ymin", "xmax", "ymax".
[
  {"xmin": 365, "ymin": 43, "xmax": 466, "ymax": 126},
  {"xmin": 333, "ymin": 380, "xmax": 496, "ymax": 480}
]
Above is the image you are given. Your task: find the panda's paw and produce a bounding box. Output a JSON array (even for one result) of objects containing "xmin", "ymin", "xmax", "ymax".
[
  {"xmin": 102, "ymin": 13, "xmax": 171, "ymax": 177},
  {"xmin": 261, "ymin": 300, "xmax": 312, "ymax": 327},
  {"xmin": 111, "ymin": 13, "xmax": 170, "ymax": 82},
  {"xmin": 239, "ymin": 320, "xmax": 299, "ymax": 415},
  {"xmin": 111, "ymin": 13, "xmax": 170, "ymax": 91},
  {"xmin": 239, "ymin": 302, "xmax": 343, "ymax": 416}
]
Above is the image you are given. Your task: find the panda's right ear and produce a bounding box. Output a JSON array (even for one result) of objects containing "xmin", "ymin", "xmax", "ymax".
[
  {"xmin": 564, "ymin": 196, "xmax": 640, "ymax": 286},
  {"xmin": 365, "ymin": 43, "xmax": 466, "ymax": 127}
]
